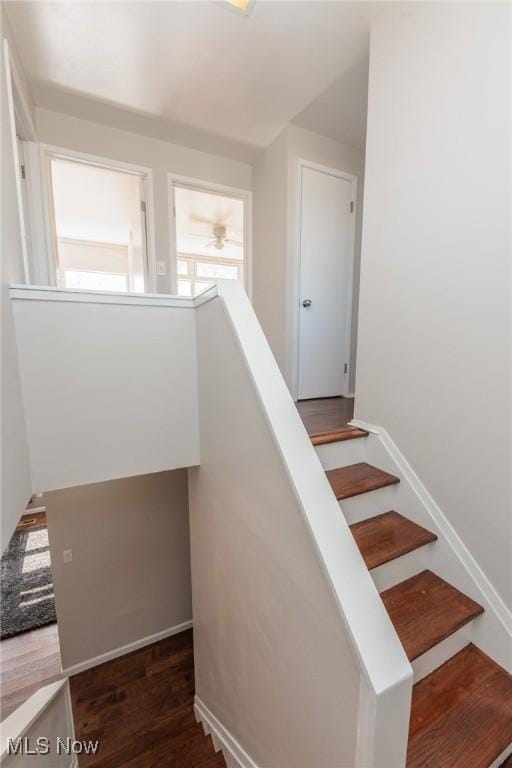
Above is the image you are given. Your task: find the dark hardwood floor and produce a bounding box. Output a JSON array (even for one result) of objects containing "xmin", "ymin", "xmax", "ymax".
[
  {"xmin": 70, "ymin": 629, "xmax": 226, "ymax": 768},
  {"xmin": 296, "ymin": 396, "xmax": 355, "ymax": 434},
  {"xmin": 408, "ymin": 644, "xmax": 512, "ymax": 767}
]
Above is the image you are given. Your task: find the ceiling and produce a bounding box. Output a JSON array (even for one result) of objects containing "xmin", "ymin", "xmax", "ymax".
[
  {"xmin": 5, "ymin": 1, "xmax": 402, "ymax": 154},
  {"xmin": 292, "ymin": 53, "xmax": 369, "ymax": 150}
]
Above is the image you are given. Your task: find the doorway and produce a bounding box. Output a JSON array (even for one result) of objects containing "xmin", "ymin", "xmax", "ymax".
[
  {"xmin": 296, "ymin": 161, "xmax": 356, "ymax": 400},
  {"xmin": 169, "ymin": 176, "xmax": 251, "ymax": 297}
]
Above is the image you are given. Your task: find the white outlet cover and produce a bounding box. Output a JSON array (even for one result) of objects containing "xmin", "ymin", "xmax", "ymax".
[
  {"xmin": 63, "ymin": 549, "xmax": 72, "ymax": 563},
  {"xmin": 156, "ymin": 261, "xmax": 166, "ymax": 276}
]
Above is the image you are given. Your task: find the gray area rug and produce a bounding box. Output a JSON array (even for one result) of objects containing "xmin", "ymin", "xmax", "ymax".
[{"xmin": 1, "ymin": 524, "xmax": 57, "ymax": 639}]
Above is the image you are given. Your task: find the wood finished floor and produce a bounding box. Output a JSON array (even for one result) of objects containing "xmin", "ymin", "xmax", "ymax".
[
  {"xmin": 296, "ymin": 396, "xmax": 354, "ymax": 435},
  {"xmin": 70, "ymin": 629, "xmax": 226, "ymax": 768},
  {"xmin": 1, "ymin": 508, "xmax": 62, "ymax": 721},
  {"xmin": 0, "ymin": 623, "xmax": 62, "ymax": 720}
]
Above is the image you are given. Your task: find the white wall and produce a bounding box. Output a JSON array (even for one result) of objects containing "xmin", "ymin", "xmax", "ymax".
[
  {"xmin": 253, "ymin": 124, "xmax": 365, "ymax": 395},
  {"xmin": 191, "ymin": 296, "xmax": 359, "ymax": 767},
  {"xmin": 190, "ymin": 284, "xmax": 411, "ymax": 768},
  {"xmin": 1, "ymin": 13, "xmax": 33, "ymax": 550},
  {"xmin": 252, "ymin": 128, "xmax": 289, "ymax": 371},
  {"xmin": 35, "ymin": 108, "xmax": 252, "ymax": 293},
  {"xmin": 12, "ymin": 292, "xmax": 199, "ymax": 491},
  {"xmin": 44, "ymin": 470, "xmax": 191, "ymax": 672},
  {"xmin": 356, "ymin": 4, "xmax": 511, "ymax": 608}
]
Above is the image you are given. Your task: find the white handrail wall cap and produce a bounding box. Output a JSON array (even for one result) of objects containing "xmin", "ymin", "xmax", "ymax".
[
  {"xmin": 0, "ymin": 679, "xmax": 67, "ymax": 759},
  {"xmin": 9, "ymin": 284, "xmax": 197, "ymax": 308},
  {"xmin": 214, "ymin": 281, "xmax": 412, "ymax": 697}
]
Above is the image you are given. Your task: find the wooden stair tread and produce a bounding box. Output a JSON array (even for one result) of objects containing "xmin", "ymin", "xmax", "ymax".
[
  {"xmin": 381, "ymin": 570, "xmax": 484, "ymax": 661},
  {"xmin": 408, "ymin": 644, "xmax": 512, "ymax": 768},
  {"xmin": 350, "ymin": 511, "xmax": 437, "ymax": 570},
  {"xmin": 325, "ymin": 462, "xmax": 400, "ymax": 500},
  {"xmin": 310, "ymin": 426, "xmax": 369, "ymax": 446}
]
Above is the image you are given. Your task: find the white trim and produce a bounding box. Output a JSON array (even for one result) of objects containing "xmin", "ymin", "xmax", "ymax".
[
  {"xmin": 0, "ymin": 679, "xmax": 67, "ymax": 759},
  {"xmin": 349, "ymin": 418, "xmax": 380, "ymax": 434},
  {"xmin": 489, "ymin": 744, "xmax": 512, "ymax": 768},
  {"xmin": 292, "ymin": 158, "xmax": 357, "ymax": 400},
  {"xmin": 8, "ymin": 52, "xmax": 37, "ymax": 142},
  {"xmin": 10, "ymin": 284, "xmax": 197, "ymax": 308},
  {"xmin": 64, "ymin": 680, "xmax": 78, "ymax": 765},
  {"xmin": 38, "ymin": 144, "xmax": 157, "ymax": 293},
  {"xmin": 61, "ymin": 620, "xmax": 193, "ymax": 676},
  {"xmin": 39, "ymin": 143, "xmax": 153, "ymax": 178},
  {"xmin": 167, "ymin": 172, "xmax": 253, "ymax": 300},
  {"xmin": 194, "ymin": 697, "xmax": 259, "ymax": 768},
  {"xmin": 3, "ymin": 39, "xmax": 30, "ymax": 283},
  {"xmin": 24, "ymin": 141, "xmax": 50, "ymax": 285},
  {"xmin": 351, "ymin": 418, "xmax": 512, "ymax": 665}
]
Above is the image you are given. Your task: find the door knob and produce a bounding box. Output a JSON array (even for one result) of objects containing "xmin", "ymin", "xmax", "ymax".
[{"xmin": 302, "ymin": 299, "xmax": 312, "ymax": 307}]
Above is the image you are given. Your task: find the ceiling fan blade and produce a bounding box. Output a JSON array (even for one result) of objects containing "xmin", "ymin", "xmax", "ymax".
[{"xmin": 189, "ymin": 214, "xmax": 220, "ymax": 225}]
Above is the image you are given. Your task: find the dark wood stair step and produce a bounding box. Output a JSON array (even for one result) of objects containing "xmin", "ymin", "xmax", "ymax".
[
  {"xmin": 381, "ymin": 570, "xmax": 484, "ymax": 661},
  {"xmin": 350, "ymin": 511, "xmax": 437, "ymax": 570},
  {"xmin": 326, "ymin": 462, "xmax": 400, "ymax": 500},
  {"xmin": 408, "ymin": 643, "xmax": 512, "ymax": 768},
  {"xmin": 311, "ymin": 426, "xmax": 369, "ymax": 446}
]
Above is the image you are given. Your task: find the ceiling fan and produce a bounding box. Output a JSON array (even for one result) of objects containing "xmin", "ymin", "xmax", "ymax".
[{"xmin": 188, "ymin": 220, "xmax": 243, "ymax": 250}]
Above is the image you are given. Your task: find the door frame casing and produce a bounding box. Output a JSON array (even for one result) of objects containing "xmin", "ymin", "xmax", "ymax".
[
  {"xmin": 37, "ymin": 144, "xmax": 157, "ymax": 292},
  {"xmin": 3, "ymin": 38, "xmax": 34, "ymax": 283},
  {"xmin": 291, "ymin": 158, "xmax": 357, "ymax": 401},
  {"xmin": 167, "ymin": 173, "xmax": 252, "ymax": 299}
]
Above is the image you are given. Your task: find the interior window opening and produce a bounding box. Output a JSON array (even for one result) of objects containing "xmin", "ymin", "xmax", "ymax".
[
  {"xmin": 171, "ymin": 184, "xmax": 246, "ymax": 297},
  {"xmin": 48, "ymin": 157, "xmax": 149, "ymax": 293}
]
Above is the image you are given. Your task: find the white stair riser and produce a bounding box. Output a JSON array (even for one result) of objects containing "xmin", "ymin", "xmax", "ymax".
[
  {"xmin": 339, "ymin": 484, "xmax": 401, "ymax": 525},
  {"xmin": 371, "ymin": 546, "xmax": 432, "ymax": 593},
  {"xmin": 315, "ymin": 437, "xmax": 368, "ymax": 470},
  {"xmin": 412, "ymin": 623, "xmax": 475, "ymax": 683}
]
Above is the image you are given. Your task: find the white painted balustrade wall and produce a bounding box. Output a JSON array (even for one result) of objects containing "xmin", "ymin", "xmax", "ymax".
[{"xmin": 10, "ymin": 282, "xmax": 411, "ymax": 767}]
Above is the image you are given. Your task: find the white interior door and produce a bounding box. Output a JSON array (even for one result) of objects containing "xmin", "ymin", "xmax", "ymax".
[{"xmin": 298, "ymin": 165, "xmax": 354, "ymax": 400}]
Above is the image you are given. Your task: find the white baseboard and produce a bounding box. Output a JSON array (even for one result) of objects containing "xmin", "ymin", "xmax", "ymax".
[
  {"xmin": 62, "ymin": 620, "xmax": 193, "ymax": 677},
  {"xmin": 194, "ymin": 696, "xmax": 259, "ymax": 768},
  {"xmin": 489, "ymin": 743, "xmax": 512, "ymax": 768}
]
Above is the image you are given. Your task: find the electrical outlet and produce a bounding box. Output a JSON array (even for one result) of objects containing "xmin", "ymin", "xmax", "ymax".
[
  {"xmin": 63, "ymin": 549, "xmax": 72, "ymax": 563},
  {"xmin": 156, "ymin": 261, "xmax": 166, "ymax": 276}
]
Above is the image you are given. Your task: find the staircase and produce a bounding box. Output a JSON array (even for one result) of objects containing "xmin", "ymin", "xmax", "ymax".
[{"xmin": 310, "ymin": 423, "xmax": 512, "ymax": 767}]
